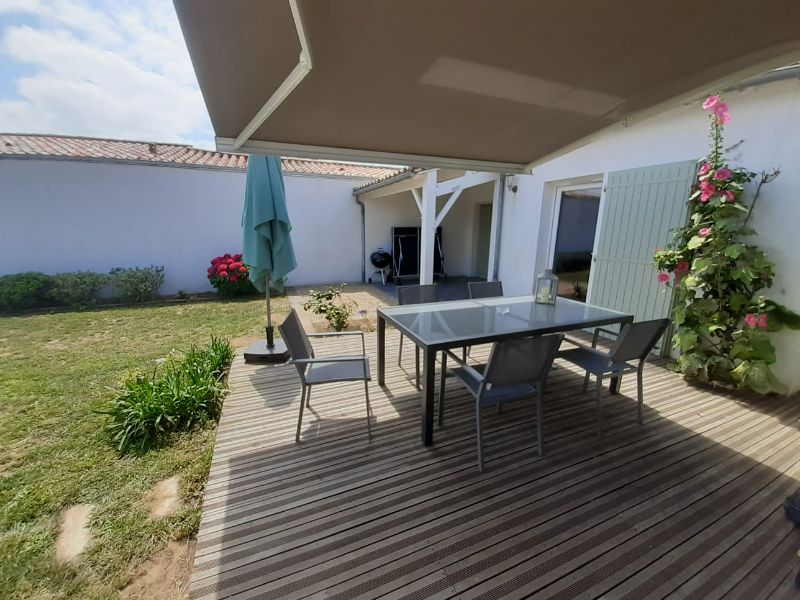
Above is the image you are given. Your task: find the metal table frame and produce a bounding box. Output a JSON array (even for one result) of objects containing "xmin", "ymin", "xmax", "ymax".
[{"xmin": 377, "ymin": 296, "xmax": 634, "ymax": 446}]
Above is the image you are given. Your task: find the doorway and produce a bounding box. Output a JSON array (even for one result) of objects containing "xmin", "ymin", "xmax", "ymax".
[
  {"xmin": 475, "ymin": 203, "xmax": 493, "ymax": 279},
  {"xmin": 549, "ymin": 185, "xmax": 601, "ymax": 302}
]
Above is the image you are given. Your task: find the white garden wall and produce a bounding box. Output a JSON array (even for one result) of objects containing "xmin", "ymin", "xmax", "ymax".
[
  {"xmin": 0, "ymin": 159, "xmax": 368, "ymax": 293},
  {"xmin": 497, "ymin": 77, "xmax": 800, "ymax": 391}
]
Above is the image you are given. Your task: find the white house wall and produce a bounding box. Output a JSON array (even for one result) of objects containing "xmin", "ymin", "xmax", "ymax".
[
  {"xmin": 0, "ymin": 159, "xmax": 368, "ymax": 293},
  {"xmin": 362, "ymin": 183, "xmax": 493, "ymax": 281},
  {"xmin": 499, "ymin": 77, "xmax": 800, "ymax": 391}
]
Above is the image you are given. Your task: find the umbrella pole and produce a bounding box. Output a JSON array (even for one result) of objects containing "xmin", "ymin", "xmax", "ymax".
[{"xmin": 265, "ymin": 277, "xmax": 274, "ymax": 348}]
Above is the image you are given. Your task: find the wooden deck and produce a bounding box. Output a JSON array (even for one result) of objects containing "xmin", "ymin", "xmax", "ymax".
[{"xmin": 191, "ymin": 331, "xmax": 800, "ymax": 599}]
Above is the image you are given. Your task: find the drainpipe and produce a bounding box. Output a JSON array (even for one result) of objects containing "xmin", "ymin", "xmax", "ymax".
[{"xmin": 353, "ymin": 193, "xmax": 367, "ymax": 283}]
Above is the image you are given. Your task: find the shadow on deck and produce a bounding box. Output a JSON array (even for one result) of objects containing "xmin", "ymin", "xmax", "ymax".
[{"xmin": 190, "ymin": 331, "xmax": 800, "ymax": 599}]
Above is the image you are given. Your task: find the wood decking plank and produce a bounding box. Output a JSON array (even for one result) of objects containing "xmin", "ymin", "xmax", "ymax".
[{"xmin": 189, "ymin": 330, "xmax": 800, "ymax": 600}]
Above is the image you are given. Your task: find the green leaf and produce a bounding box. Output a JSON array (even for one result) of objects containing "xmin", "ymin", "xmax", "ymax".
[
  {"xmin": 687, "ymin": 236, "xmax": 708, "ymax": 250},
  {"xmin": 763, "ymin": 299, "xmax": 800, "ymax": 330},
  {"xmin": 691, "ymin": 257, "xmax": 713, "ymax": 273},
  {"xmin": 729, "ymin": 292, "xmax": 749, "ymax": 312},
  {"xmin": 678, "ymin": 352, "xmax": 707, "ymax": 379},
  {"xmin": 675, "ymin": 329, "xmax": 699, "ymax": 352},
  {"xmin": 723, "ymin": 244, "xmax": 746, "ymax": 259},
  {"xmin": 672, "ymin": 306, "xmax": 686, "ymax": 326}
]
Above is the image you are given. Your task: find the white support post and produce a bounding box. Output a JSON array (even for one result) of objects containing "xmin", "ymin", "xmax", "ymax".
[
  {"xmin": 418, "ymin": 171, "xmax": 437, "ymax": 285},
  {"xmin": 410, "ymin": 188, "xmax": 423, "ymax": 214},
  {"xmin": 486, "ymin": 177, "xmax": 502, "ymax": 281}
]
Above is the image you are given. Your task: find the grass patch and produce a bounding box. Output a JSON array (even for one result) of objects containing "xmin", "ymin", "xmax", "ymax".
[{"xmin": 0, "ymin": 297, "xmax": 289, "ymax": 599}]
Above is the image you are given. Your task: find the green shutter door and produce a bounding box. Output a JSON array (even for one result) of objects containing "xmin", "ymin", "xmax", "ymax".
[{"xmin": 587, "ymin": 160, "xmax": 696, "ymax": 353}]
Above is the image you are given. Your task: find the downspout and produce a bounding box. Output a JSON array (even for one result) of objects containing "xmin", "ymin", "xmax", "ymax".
[
  {"xmin": 492, "ymin": 175, "xmax": 507, "ymax": 281},
  {"xmin": 232, "ymin": 0, "xmax": 313, "ymax": 149}
]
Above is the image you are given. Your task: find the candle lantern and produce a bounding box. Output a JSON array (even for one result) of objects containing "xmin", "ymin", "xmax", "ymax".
[{"xmin": 534, "ymin": 269, "xmax": 559, "ymax": 304}]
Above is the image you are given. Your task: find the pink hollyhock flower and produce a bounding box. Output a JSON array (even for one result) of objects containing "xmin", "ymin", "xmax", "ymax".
[
  {"xmin": 698, "ymin": 163, "xmax": 712, "ymax": 176},
  {"xmin": 657, "ymin": 272, "xmax": 670, "ymax": 284},
  {"xmin": 698, "ymin": 227, "xmax": 712, "ymax": 237},
  {"xmin": 713, "ymin": 101, "xmax": 729, "ymax": 116},
  {"xmin": 757, "ymin": 314, "xmax": 768, "ymax": 329},
  {"xmin": 702, "ymin": 95, "xmax": 720, "ymax": 111},
  {"xmin": 716, "ymin": 112, "xmax": 731, "ymax": 126},
  {"xmin": 714, "ymin": 167, "xmax": 733, "ymax": 181},
  {"xmin": 723, "ymin": 190, "xmax": 736, "ymax": 203},
  {"xmin": 219, "ymin": 270, "xmax": 228, "ymax": 278},
  {"xmin": 675, "ymin": 260, "xmax": 690, "ymax": 275},
  {"xmin": 744, "ymin": 313, "xmax": 758, "ymax": 328},
  {"xmin": 229, "ymin": 275, "xmax": 238, "ymax": 283}
]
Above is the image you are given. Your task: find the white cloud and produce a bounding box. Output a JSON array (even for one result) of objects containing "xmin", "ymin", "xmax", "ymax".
[{"xmin": 0, "ymin": 0, "xmax": 213, "ymax": 147}]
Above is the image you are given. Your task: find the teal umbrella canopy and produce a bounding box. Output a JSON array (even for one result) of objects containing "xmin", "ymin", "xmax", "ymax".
[{"xmin": 242, "ymin": 155, "xmax": 297, "ymax": 292}]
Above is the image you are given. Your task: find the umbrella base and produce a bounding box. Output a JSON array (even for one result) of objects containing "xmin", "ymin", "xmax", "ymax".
[{"xmin": 243, "ymin": 339, "xmax": 290, "ymax": 364}]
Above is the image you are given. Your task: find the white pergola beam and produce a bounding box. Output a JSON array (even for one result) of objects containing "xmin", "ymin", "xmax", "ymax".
[
  {"xmin": 418, "ymin": 171, "xmax": 437, "ymax": 285},
  {"xmin": 358, "ymin": 172, "xmax": 430, "ymax": 202},
  {"xmin": 410, "ymin": 188, "xmax": 422, "ymax": 213},
  {"xmin": 436, "ymin": 171, "xmax": 500, "ymax": 196},
  {"xmin": 434, "ymin": 187, "xmax": 463, "ymax": 228}
]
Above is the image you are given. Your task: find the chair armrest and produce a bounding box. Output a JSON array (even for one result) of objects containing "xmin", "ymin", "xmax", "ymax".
[
  {"xmin": 592, "ymin": 326, "xmax": 620, "ymax": 348},
  {"xmin": 306, "ymin": 331, "xmax": 364, "ymax": 338},
  {"xmin": 444, "ymin": 349, "xmax": 485, "ymax": 384},
  {"xmin": 307, "ymin": 330, "xmax": 365, "ymax": 353},
  {"xmin": 292, "ymin": 355, "xmax": 367, "ymax": 365}
]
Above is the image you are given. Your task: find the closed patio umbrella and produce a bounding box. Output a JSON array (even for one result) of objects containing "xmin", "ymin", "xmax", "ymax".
[{"xmin": 242, "ymin": 154, "xmax": 297, "ymax": 363}]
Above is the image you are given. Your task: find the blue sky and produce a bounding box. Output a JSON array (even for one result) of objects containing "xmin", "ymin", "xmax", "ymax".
[{"xmin": 0, "ymin": 0, "xmax": 214, "ymax": 148}]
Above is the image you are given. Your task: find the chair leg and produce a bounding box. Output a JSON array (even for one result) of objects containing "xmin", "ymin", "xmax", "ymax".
[
  {"xmin": 415, "ymin": 345, "xmax": 421, "ymax": 390},
  {"xmin": 536, "ymin": 384, "xmax": 544, "ymax": 456},
  {"xmin": 582, "ymin": 370, "xmax": 590, "ymax": 393},
  {"xmin": 296, "ymin": 384, "xmax": 307, "ymax": 443},
  {"xmin": 398, "ymin": 333, "xmax": 403, "ymax": 367},
  {"xmin": 463, "ymin": 346, "xmax": 468, "ymax": 361},
  {"xmin": 595, "ymin": 376, "xmax": 604, "ymax": 436},
  {"xmin": 438, "ymin": 352, "xmax": 447, "ymax": 427},
  {"xmin": 497, "ymin": 403, "xmax": 502, "ymax": 415},
  {"xmin": 637, "ymin": 367, "xmax": 644, "ymax": 425},
  {"xmin": 306, "ymin": 387, "xmax": 312, "ymax": 407},
  {"xmin": 364, "ymin": 379, "xmax": 372, "ymax": 439},
  {"xmin": 476, "ymin": 401, "xmax": 484, "ymax": 472}
]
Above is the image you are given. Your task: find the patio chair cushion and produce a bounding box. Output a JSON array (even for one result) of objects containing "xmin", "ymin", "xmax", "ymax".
[
  {"xmin": 450, "ymin": 364, "xmax": 537, "ymax": 406},
  {"xmin": 305, "ymin": 357, "xmax": 371, "ymax": 384},
  {"xmin": 557, "ymin": 346, "xmax": 631, "ymax": 375}
]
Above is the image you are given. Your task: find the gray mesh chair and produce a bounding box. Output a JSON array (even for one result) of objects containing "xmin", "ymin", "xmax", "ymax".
[
  {"xmin": 278, "ymin": 309, "xmax": 372, "ymax": 442},
  {"xmin": 396, "ymin": 284, "xmax": 438, "ymax": 389},
  {"xmin": 441, "ymin": 334, "xmax": 564, "ymax": 471},
  {"xmin": 468, "ymin": 280, "xmax": 504, "ymax": 299},
  {"xmin": 557, "ymin": 318, "xmax": 670, "ymax": 435}
]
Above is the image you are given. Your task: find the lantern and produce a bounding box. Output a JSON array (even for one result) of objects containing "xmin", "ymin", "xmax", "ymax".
[{"xmin": 534, "ymin": 269, "xmax": 559, "ymax": 304}]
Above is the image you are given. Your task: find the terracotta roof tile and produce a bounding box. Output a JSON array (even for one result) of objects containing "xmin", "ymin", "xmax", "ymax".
[{"xmin": 0, "ymin": 133, "xmax": 403, "ymax": 180}]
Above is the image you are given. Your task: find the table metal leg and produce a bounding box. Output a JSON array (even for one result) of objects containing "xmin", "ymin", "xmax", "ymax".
[
  {"xmin": 378, "ymin": 315, "xmax": 386, "ymax": 386},
  {"xmin": 609, "ymin": 375, "xmax": 620, "ymax": 394},
  {"xmin": 421, "ymin": 346, "xmax": 436, "ymax": 446}
]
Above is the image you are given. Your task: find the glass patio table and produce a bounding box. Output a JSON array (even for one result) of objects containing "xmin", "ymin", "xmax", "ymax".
[{"xmin": 377, "ymin": 295, "xmax": 634, "ymax": 446}]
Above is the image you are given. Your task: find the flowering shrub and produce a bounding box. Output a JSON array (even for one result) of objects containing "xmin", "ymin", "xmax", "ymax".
[
  {"xmin": 207, "ymin": 253, "xmax": 256, "ymax": 297},
  {"xmin": 654, "ymin": 95, "xmax": 800, "ymax": 393},
  {"xmin": 302, "ymin": 284, "xmax": 352, "ymax": 331}
]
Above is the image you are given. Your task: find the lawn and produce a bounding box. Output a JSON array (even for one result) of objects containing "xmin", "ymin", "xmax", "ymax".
[{"xmin": 0, "ymin": 297, "xmax": 289, "ymax": 599}]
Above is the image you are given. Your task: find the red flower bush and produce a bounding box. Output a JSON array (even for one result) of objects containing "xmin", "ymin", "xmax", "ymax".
[{"xmin": 207, "ymin": 253, "xmax": 256, "ymax": 298}]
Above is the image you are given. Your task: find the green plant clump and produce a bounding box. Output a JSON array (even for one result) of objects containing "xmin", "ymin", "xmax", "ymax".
[
  {"xmin": 49, "ymin": 271, "xmax": 108, "ymax": 309},
  {"xmin": 0, "ymin": 272, "xmax": 54, "ymax": 311},
  {"xmin": 302, "ymin": 284, "xmax": 352, "ymax": 331},
  {"xmin": 102, "ymin": 336, "xmax": 235, "ymax": 453},
  {"xmin": 654, "ymin": 95, "xmax": 800, "ymax": 393},
  {"xmin": 109, "ymin": 265, "xmax": 165, "ymax": 303}
]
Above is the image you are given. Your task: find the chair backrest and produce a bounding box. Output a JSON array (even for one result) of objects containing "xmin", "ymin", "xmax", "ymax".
[
  {"xmin": 278, "ymin": 309, "xmax": 315, "ymax": 377},
  {"xmin": 609, "ymin": 318, "xmax": 670, "ymax": 363},
  {"xmin": 483, "ymin": 334, "xmax": 564, "ymax": 387},
  {"xmin": 397, "ymin": 283, "xmax": 438, "ymax": 305},
  {"xmin": 468, "ymin": 280, "xmax": 504, "ymax": 299}
]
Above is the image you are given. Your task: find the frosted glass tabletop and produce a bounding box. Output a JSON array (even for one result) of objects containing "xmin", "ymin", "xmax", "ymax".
[{"xmin": 378, "ymin": 295, "xmax": 633, "ymax": 348}]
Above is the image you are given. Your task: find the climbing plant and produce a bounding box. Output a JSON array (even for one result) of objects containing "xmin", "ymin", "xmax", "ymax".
[{"xmin": 654, "ymin": 95, "xmax": 800, "ymax": 394}]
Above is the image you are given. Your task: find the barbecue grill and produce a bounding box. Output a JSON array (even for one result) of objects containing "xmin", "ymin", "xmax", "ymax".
[{"xmin": 370, "ymin": 249, "xmax": 392, "ymax": 285}]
